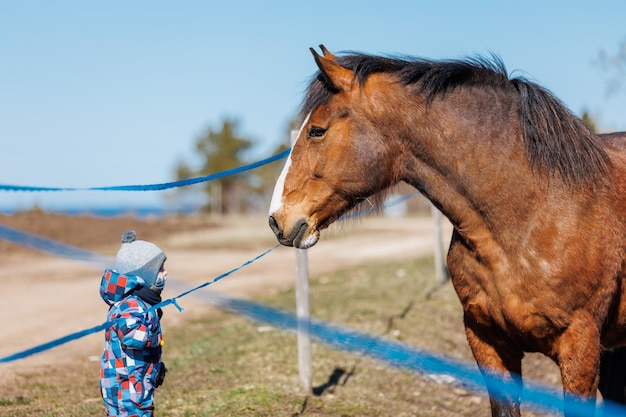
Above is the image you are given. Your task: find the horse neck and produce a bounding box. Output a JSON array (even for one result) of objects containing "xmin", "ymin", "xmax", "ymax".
[{"xmin": 390, "ymin": 89, "xmax": 540, "ymax": 242}]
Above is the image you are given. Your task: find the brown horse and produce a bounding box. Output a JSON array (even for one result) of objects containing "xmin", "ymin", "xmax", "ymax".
[{"xmin": 268, "ymin": 45, "xmax": 626, "ymax": 416}]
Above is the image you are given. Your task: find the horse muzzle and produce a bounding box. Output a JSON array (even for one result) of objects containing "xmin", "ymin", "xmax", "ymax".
[{"xmin": 268, "ymin": 215, "xmax": 319, "ymax": 249}]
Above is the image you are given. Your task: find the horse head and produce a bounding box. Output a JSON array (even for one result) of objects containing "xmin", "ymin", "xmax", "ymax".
[{"xmin": 268, "ymin": 46, "xmax": 401, "ymax": 248}]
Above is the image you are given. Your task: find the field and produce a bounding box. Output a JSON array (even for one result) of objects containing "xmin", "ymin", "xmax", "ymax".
[{"xmin": 0, "ymin": 212, "xmax": 562, "ymax": 416}]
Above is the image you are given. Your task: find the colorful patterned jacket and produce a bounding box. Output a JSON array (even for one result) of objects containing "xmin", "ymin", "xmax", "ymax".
[{"xmin": 99, "ymin": 269, "xmax": 164, "ymax": 417}]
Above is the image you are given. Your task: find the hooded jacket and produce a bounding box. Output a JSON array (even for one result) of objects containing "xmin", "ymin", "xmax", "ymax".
[{"xmin": 99, "ymin": 269, "xmax": 164, "ymax": 416}]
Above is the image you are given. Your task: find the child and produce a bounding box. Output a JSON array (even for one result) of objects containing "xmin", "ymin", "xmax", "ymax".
[{"xmin": 99, "ymin": 230, "xmax": 168, "ymax": 417}]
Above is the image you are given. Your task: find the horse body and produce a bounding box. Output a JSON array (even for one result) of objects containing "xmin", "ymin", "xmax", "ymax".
[{"xmin": 268, "ymin": 46, "xmax": 626, "ymax": 416}]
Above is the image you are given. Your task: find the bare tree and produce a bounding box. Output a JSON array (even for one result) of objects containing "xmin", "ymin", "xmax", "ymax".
[{"xmin": 597, "ymin": 38, "xmax": 626, "ymax": 96}]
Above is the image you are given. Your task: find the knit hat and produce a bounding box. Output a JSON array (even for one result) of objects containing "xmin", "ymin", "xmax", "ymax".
[{"xmin": 115, "ymin": 230, "xmax": 167, "ymax": 291}]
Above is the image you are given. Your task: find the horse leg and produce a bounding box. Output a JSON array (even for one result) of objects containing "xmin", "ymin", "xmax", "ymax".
[
  {"xmin": 464, "ymin": 314, "xmax": 523, "ymax": 417},
  {"xmin": 556, "ymin": 319, "xmax": 601, "ymax": 417}
]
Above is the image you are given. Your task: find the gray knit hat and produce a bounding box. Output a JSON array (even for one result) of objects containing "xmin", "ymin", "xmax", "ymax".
[{"xmin": 115, "ymin": 230, "xmax": 167, "ymax": 290}]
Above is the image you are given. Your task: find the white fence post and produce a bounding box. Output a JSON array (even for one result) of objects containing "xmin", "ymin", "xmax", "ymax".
[
  {"xmin": 291, "ymin": 129, "xmax": 313, "ymax": 393},
  {"xmin": 295, "ymin": 248, "xmax": 312, "ymax": 392}
]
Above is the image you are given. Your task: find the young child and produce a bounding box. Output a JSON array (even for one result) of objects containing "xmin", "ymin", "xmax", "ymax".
[{"xmin": 99, "ymin": 230, "xmax": 168, "ymax": 417}]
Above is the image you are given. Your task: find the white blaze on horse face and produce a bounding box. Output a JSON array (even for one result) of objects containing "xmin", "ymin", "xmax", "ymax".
[
  {"xmin": 269, "ymin": 113, "xmax": 311, "ymax": 215},
  {"xmin": 269, "ymin": 156, "xmax": 291, "ymax": 215}
]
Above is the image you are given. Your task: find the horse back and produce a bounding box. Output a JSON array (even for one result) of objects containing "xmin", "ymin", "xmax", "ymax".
[{"xmin": 600, "ymin": 131, "xmax": 626, "ymax": 150}]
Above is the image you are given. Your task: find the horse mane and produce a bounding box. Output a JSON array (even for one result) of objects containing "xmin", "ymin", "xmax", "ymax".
[{"xmin": 300, "ymin": 52, "xmax": 610, "ymax": 187}]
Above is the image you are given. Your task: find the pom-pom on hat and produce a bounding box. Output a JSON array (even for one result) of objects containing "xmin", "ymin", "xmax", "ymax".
[{"xmin": 115, "ymin": 230, "xmax": 167, "ymax": 290}]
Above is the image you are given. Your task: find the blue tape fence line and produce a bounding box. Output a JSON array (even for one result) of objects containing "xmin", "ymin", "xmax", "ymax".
[
  {"xmin": 2, "ymin": 152, "xmax": 626, "ymax": 415},
  {"xmin": 0, "ymin": 242, "xmax": 279, "ymax": 364},
  {"xmin": 204, "ymin": 292, "xmax": 626, "ymax": 417},
  {"xmin": 0, "ymin": 224, "xmax": 112, "ymax": 268},
  {"xmin": 0, "ymin": 184, "xmax": 410, "ymax": 362},
  {"xmin": 0, "ymin": 149, "xmax": 290, "ymax": 192},
  {"xmin": 0, "ymin": 191, "xmax": 414, "ymax": 363}
]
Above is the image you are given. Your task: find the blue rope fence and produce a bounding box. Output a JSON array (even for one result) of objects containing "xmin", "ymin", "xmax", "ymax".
[
  {"xmin": 2, "ymin": 151, "xmax": 626, "ymax": 415},
  {"xmin": 0, "ymin": 192, "xmax": 414, "ymax": 363},
  {"xmin": 0, "ymin": 223, "xmax": 112, "ymax": 268},
  {"xmin": 0, "ymin": 240, "xmax": 279, "ymax": 364},
  {"xmin": 0, "ymin": 149, "xmax": 290, "ymax": 192},
  {"xmin": 205, "ymin": 293, "xmax": 626, "ymax": 417}
]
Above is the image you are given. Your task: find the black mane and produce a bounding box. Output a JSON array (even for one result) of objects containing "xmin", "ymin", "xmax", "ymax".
[{"xmin": 300, "ymin": 52, "xmax": 610, "ymax": 187}]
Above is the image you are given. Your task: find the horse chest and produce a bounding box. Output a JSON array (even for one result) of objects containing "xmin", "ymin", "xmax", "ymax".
[{"xmin": 448, "ymin": 237, "xmax": 566, "ymax": 348}]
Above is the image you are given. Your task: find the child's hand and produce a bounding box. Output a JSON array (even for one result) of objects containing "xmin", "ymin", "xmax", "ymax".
[{"xmin": 156, "ymin": 362, "xmax": 168, "ymax": 387}]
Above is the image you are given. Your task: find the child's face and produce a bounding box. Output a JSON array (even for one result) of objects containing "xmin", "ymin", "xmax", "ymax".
[{"xmin": 158, "ymin": 263, "xmax": 168, "ymax": 286}]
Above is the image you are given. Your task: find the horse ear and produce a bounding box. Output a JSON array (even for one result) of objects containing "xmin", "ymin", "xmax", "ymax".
[
  {"xmin": 310, "ymin": 46, "xmax": 352, "ymax": 92},
  {"xmin": 319, "ymin": 44, "xmax": 337, "ymax": 60}
]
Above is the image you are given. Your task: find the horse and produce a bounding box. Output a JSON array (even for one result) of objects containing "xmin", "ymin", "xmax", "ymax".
[{"xmin": 268, "ymin": 45, "xmax": 626, "ymax": 417}]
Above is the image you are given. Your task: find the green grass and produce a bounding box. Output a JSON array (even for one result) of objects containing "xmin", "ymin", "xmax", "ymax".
[{"xmin": 1, "ymin": 256, "xmax": 497, "ymax": 417}]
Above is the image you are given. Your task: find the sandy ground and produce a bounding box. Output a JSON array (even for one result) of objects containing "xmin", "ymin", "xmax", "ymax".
[{"xmin": 0, "ymin": 214, "xmax": 452, "ymax": 387}]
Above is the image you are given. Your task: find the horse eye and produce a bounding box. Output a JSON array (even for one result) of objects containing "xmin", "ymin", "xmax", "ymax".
[{"xmin": 308, "ymin": 126, "xmax": 327, "ymax": 139}]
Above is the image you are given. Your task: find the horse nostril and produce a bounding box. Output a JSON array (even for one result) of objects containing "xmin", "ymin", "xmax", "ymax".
[
  {"xmin": 268, "ymin": 215, "xmax": 281, "ymax": 237},
  {"xmin": 292, "ymin": 219, "xmax": 309, "ymax": 248}
]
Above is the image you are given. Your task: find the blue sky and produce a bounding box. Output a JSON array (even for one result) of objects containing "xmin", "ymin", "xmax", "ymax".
[{"xmin": 1, "ymin": 1, "xmax": 625, "ymax": 211}]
